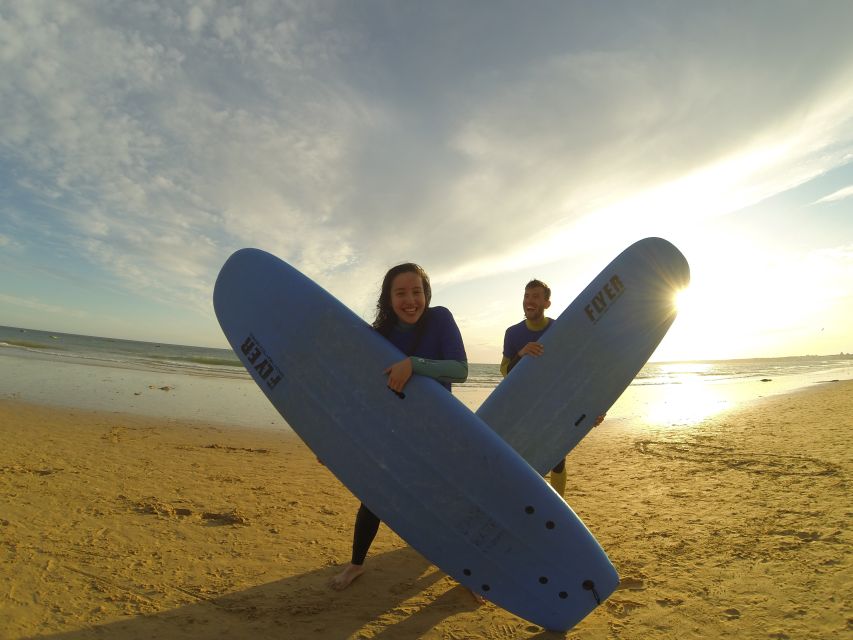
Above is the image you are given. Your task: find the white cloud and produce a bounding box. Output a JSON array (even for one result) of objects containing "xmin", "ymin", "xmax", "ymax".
[
  {"xmin": 814, "ymin": 185, "xmax": 853, "ymax": 204},
  {"xmin": 0, "ymin": 293, "xmax": 88, "ymax": 317},
  {"xmin": 187, "ymin": 5, "xmax": 207, "ymax": 34},
  {"xmin": 0, "ymin": 1, "xmax": 373, "ymax": 309}
]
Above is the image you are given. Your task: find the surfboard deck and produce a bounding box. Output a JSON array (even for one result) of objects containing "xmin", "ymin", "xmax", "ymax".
[
  {"xmin": 213, "ymin": 248, "xmax": 619, "ymax": 631},
  {"xmin": 478, "ymin": 237, "xmax": 690, "ymax": 474}
]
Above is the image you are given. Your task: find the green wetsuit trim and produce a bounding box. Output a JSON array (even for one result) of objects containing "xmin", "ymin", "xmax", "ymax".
[
  {"xmin": 393, "ymin": 317, "xmax": 468, "ymax": 384},
  {"xmin": 410, "ymin": 357, "xmax": 468, "ymax": 383}
]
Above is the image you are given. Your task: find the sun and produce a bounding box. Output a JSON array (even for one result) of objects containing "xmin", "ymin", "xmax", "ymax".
[{"xmin": 674, "ymin": 287, "xmax": 694, "ymax": 315}]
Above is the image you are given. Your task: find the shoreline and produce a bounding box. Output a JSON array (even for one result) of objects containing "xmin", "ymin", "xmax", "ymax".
[
  {"xmin": 3, "ymin": 344, "xmax": 850, "ymax": 432},
  {"xmin": 1, "ymin": 380, "xmax": 850, "ymax": 639}
]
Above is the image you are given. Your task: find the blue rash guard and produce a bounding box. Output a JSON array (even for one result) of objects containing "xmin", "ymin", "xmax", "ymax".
[
  {"xmin": 502, "ymin": 317, "xmax": 552, "ymax": 374},
  {"xmin": 386, "ymin": 306, "xmax": 468, "ymax": 390},
  {"xmin": 501, "ymin": 316, "xmax": 572, "ymax": 479}
]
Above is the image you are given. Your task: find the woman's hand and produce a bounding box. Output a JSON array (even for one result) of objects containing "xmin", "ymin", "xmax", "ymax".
[{"xmin": 384, "ymin": 357, "xmax": 413, "ymax": 393}]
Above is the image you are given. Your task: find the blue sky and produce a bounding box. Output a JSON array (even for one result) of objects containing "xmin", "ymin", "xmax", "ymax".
[{"xmin": 1, "ymin": 1, "xmax": 852, "ymax": 363}]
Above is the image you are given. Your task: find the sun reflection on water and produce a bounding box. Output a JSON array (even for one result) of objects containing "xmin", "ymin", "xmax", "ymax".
[
  {"xmin": 642, "ymin": 377, "xmax": 733, "ymax": 426},
  {"xmin": 618, "ymin": 365, "xmax": 742, "ymax": 427}
]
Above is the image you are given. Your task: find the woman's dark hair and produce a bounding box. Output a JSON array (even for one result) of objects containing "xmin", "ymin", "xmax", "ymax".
[{"xmin": 373, "ymin": 263, "xmax": 432, "ymax": 337}]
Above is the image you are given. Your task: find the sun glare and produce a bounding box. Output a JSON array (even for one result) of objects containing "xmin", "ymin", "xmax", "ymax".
[
  {"xmin": 674, "ymin": 288, "xmax": 694, "ymax": 315},
  {"xmin": 642, "ymin": 377, "xmax": 733, "ymax": 426}
]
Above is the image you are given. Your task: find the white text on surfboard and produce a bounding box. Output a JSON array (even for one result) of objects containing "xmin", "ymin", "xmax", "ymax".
[
  {"xmin": 240, "ymin": 334, "xmax": 283, "ymax": 389},
  {"xmin": 584, "ymin": 275, "xmax": 625, "ymax": 324}
]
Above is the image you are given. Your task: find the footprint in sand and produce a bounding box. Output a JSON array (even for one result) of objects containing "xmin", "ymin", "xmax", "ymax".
[
  {"xmin": 606, "ymin": 598, "xmax": 646, "ymax": 618},
  {"xmin": 123, "ymin": 495, "xmax": 194, "ymax": 518},
  {"xmin": 617, "ymin": 577, "xmax": 645, "ymax": 591},
  {"xmin": 1, "ymin": 464, "xmax": 61, "ymax": 476},
  {"xmin": 120, "ymin": 495, "xmax": 250, "ymax": 525},
  {"xmin": 102, "ymin": 427, "xmax": 124, "ymax": 443},
  {"xmin": 201, "ymin": 510, "xmax": 250, "ymax": 526},
  {"xmin": 636, "ymin": 440, "xmax": 839, "ymax": 477},
  {"xmin": 202, "ymin": 444, "xmax": 272, "ymax": 454}
]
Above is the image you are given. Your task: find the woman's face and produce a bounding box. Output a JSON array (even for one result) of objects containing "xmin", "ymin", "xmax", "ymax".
[{"xmin": 390, "ymin": 271, "xmax": 426, "ymax": 324}]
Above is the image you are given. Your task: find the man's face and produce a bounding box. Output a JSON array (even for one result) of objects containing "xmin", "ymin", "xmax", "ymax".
[{"xmin": 523, "ymin": 286, "xmax": 551, "ymax": 321}]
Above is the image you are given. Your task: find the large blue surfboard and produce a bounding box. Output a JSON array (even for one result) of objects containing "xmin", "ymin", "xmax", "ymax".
[
  {"xmin": 478, "ymin": 237, "xmax": 690, "ymax": 474},
  {"xmin": 213, "ymin": 249, "xmax": 619, "ymax": 631}
]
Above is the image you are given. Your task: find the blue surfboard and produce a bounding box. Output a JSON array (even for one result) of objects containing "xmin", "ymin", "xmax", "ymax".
[
  {"xmin": 478, "ymin": 237, "xmax": 690, "ymax": 474},
  {"xmin": 213, "ymin": 248, "xmax": 619, "ymax": 631}
]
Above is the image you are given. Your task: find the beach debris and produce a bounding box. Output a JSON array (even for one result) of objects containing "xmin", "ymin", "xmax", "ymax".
[
  {"xmin": 148, "ymin": 385, "xmax": 174, "ymax": 391},
  {"xmin": 761, "ymin": 378, "xmax": 772, "ymax": 382}
]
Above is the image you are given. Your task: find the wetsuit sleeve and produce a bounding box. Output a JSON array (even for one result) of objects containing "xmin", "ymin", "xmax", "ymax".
[
  {"xmin": 411, "ymin": 357, "xmax": 468, "ymax": 383},
  {"xmin": 501, "ymin": 325, "xmax": 520, "ymax": 376},
  {"xmin": 499, "ymin": 356, "xmax": 511, "ymax": 377},
  {"xmin": 502, "ymin": 326, "xmax": 514, "ymax": 359},
  {"xmin": 501, "ymin": 354, "xmax": 521, "ymax": 376}
]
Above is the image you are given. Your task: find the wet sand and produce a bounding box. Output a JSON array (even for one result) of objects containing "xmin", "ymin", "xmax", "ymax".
[{"xmin": 1, "ymin": 380, "xmax": 850, "ymax": 639}]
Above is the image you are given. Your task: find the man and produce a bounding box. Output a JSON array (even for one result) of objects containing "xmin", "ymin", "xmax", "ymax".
[
  {"xmin": 501, "ymin": 279, "xmax": 603, "ymax": 497},
  {"xmin": 501, "ymin": 279, "xmax": 553, "ymax": 377},
  {"xmin": 500, "ymin": 278, "xmax": 569, "ymax": 495}
]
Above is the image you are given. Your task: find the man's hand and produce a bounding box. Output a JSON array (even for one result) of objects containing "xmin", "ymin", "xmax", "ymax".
[{"xmin": 518, "ymin": 342, "xmax": 544, "ymax": 358}]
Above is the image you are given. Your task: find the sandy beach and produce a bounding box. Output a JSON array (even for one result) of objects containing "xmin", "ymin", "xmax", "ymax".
[{"xmin": 1, "ymin": 380, "xmax": 850, "ymax": 639}]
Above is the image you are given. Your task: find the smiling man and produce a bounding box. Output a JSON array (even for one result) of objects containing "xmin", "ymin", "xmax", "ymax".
[
  {"xmin": 499, "ymin": 279, "xmax": 603, "ymax": 498},
  {"xmin": 500, "ymin": 279, "xmax": 553, "ymax": 377},
  {"xmin": 500, "ymin": 279, "xmax": 568, "ymax": 493}
]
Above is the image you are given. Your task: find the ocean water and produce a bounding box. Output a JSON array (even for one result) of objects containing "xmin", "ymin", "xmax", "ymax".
[{"xmin": 1, "ymin": 325, "xmax": 851, "ymax": 430}]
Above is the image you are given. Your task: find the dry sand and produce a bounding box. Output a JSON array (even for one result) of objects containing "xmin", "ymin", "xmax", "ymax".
[{"xmin": 1, "ymin": 381, "xmax": 850, "ymax": 639}]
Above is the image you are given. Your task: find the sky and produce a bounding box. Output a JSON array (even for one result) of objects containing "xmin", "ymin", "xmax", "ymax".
[{"xmin": 1, "ymin": 1, "xmax": 852, "ymax": 363}]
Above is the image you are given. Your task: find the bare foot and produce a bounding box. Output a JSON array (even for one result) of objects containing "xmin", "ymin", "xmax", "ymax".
[
  {"xmin": 467, "ymin": 587, "xmax": 487, "ymax": 605},
  {"xmin": 329, "ymin": 563, "xmax": 366, "ymax": 590}
]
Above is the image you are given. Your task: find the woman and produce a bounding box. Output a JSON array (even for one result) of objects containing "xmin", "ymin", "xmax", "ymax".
[{"xmin": 329, "ymin": 262, "xmax": 468, "ymax": 590}]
